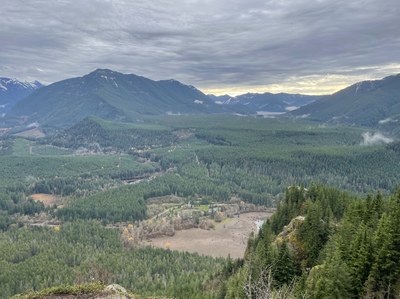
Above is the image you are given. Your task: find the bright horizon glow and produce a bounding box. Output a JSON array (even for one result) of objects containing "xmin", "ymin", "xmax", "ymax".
[
  {"xmin": 203, "ymin": 81, "xmax": 351, "ymax": 96},
  {"xmin": 202, "ymin": 64, "xmax": 400, "ymax": 96}
]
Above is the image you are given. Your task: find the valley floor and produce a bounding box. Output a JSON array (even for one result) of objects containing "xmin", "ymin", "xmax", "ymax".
[{"xmin": 144, "ymin": 211, "xmax": 273, "ymax": 258}]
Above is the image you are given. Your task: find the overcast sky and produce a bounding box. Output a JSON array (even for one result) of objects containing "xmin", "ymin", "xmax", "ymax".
[{"xmin": 1, "ymin": 0, "xmax": 400, "ymax": 95}]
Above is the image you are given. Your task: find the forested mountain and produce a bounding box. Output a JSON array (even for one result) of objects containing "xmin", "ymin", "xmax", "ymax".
[
  {"xmin": 292, "ymin": 74, "xmax": 400, "ymax": 127},
  {"xmin": 8, "ymin": 71, "xmax": 400, "ymax": 132},
  {"xmin": 5, "ymin": 69, "xmax": 222, "ymax": 129},
  {"xmin": 209, "ymin": 92, "xmax": 319, "ymax": 113},
  {"xmin": 223, "ymin": 185, "xmax": 400, "ymax": 298},
  {"xmin": 3, "ymin": 69, "xmax": 322, "ymax": 131},
  {"xmin": 0, "ymin": 77, "xmax": 42, "ymax": 113}
]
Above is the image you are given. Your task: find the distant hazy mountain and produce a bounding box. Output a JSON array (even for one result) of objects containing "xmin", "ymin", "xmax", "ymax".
[
  {"xmin": 209, "ymin": 92, "xmax": 319, "ymax": 114},
  {"xmin": 292, "ymin": 74, "xmax": 400, "ymax": 127},
  {"xmin": 6, "ymin": 69, "xmax": 222, "ymax": 128},
  {"xmin": 0, "ymin": 77, "xmax": 43, "ymax": 115}
]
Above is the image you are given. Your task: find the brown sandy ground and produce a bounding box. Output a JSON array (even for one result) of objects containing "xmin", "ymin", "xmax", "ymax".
[
  {"xmin": 31, "ymin": 193, "xmax": 61, "ymax": 207},
  {"xmin": 144, "ymin": 211, "xmax": 273, "ymax": 259}
]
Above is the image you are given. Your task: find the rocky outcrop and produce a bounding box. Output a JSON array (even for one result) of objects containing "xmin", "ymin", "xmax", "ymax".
[
  {"xmin": 275, "ymin": 216, "xmax": 307, "ymax": 261},
  {"xmin": 13, "ymin": 284, "xmax": 136, "ymax": 299},
  {"xmin": 98, "ymin": 284, "xmax": 133, "ymax": 299}
]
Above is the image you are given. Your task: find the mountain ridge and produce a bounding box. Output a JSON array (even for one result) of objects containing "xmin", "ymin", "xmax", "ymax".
[
  {"xmin": 5, "ymin": 69, "xmax": 221, "ymax": 129},
  {"xmin": 5, "ymin": 70, "xmax": 400, "ymax": 131},
  {"xmin": 0, "ymin": 77, "xmax": 43, "ymax": 114},
  {"xmin": 292, "ymin": 74, "xmax": 400, "ymax": 127},
  {"xmin": 209, "ymin": 91, "xmax": 319, "ymax": 113}
]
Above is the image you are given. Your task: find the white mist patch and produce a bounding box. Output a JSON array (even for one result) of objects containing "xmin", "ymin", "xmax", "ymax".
[
  {"xmin": 378, "ymin": 118, "xmax": 397, "ymax": 124},
  {"xmin": 256, "ymin": 111, "xmax": 285, "ymax": 116},
  {"xmin": 296, "ymin": 114, "xmax": 310, "ymax": 119},
  {"xmin": 285, "ymin": 106, "xmax": 299, "ymax": 111},
  {"xmin": 194, "ymin": 100, "xmax": 204, "ymax": 104},
  {"xmin": 166, "ymin": 111, "xmax": 181, "ymax": 116},
  {"xmin": 361, "ymin": 132, "xmax": 393, "ymax": 146},
  {"xmin": 0, "ymin": 113, "xmax": 5, "ymax": 118},
  {"xmin": 27, "ymin": 122, "xmax": 39, "ymax": 129}
]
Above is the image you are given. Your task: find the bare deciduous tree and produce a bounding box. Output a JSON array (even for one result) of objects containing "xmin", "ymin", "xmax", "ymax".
[{"xmin": 244, "ymin": 268, "xmax": 301, "ymax": 299}]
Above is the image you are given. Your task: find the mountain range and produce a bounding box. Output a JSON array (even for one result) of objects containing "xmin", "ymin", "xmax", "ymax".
[
  {"xmin": 0, "ymin": 77, "xmax": 43, "ymax": 115},
  {"xmin": 5, "ymin": 69, "xmax": 222, "ymax": 128},
  {"xmin": 292, "ymin": 74, "xmax": 400, "ymax": 127},
  {"xmin": 209, "ymin": 92, "xmax": 318, "ymax": 114},
  {"xmin": 3, "ymin": 69, "xmax": 316, "ymax": 129},
  {"xmin": 2, "ymin": 69, "xmax": 400, "ymax": 131}
]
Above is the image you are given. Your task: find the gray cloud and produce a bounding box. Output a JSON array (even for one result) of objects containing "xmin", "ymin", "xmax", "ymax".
[{"xmin": 1, "ymin": 0, "xmax": 400, "ymax": 94}]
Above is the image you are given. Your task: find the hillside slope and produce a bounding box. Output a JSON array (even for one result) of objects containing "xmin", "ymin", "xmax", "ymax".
[
  {"xmin": 292, "ymin": 74, "xmax": 400, "ymax": 127},
  {"xmin": 6, "ymin": 69, "xmax": 220, "ymax": 128}
]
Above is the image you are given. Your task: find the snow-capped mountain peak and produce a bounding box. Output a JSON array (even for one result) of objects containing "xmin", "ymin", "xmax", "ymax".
[
  {"xmin": 0, "ymin": 77, "xmax": 43, "ymax": 90},
  {"xmin": 0, "ymin": 77, "xmax": 43, "ymax": 112}
]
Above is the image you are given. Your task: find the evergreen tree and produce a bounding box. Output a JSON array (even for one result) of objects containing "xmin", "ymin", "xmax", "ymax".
[
  {"xmin": 299, "ymin": 200, "xmax": 329, "ymax": 267},
  {"xmin": 366, "ymin": 194, "xmax": 400, "ymax": 298},
  {"xmin": 305, "ymin": 250, "xmax": 351, "ymax": 299},
  {"xmin": 273, "ymin": 241, "xmax": 296, "ymax": 286},
  {"xmin": 348, "ymin": 222, "xmax": 372, "ymax": 297}
]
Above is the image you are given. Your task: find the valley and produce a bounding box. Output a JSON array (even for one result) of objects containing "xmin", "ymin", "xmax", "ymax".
[
  {"xmin": 0, "ymin": 73, "xmax": 400, "ymax": 298},
  {"xmin": 144, "ymin": 211, "xmax": 273, "ymax": 259},
  {"xmin": 2, "ymin": 0, "xmax": 400, "ymax": 297}
]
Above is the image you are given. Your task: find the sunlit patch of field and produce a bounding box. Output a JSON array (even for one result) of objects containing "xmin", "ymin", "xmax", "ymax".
[{"xmin": 30, "ymin": 193, "xmax": 61, "ymax": 207}]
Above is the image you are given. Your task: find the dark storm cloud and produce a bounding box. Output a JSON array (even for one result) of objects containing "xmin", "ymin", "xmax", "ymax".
[{"xmin": 1, "ymin": 0, "xmax": 399, "ymax": 94}]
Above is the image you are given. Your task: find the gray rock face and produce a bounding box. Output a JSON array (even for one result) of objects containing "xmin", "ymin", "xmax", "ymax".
[{"xmin": 98, "ymin": 284, "xmax": 133, "ymax": 299}]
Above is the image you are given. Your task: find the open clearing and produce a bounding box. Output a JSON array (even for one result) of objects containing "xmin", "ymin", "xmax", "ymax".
[
  {"xmin": 14, "ymin": 128, "xmax": 45, "ymax": 139},
  {"xmin": 31, "ymin": 193, "xmax": 60, "ymax": 207},
  {"xmin": 144, "ymin": 211, "xmax": 273, "ymax": 259}
]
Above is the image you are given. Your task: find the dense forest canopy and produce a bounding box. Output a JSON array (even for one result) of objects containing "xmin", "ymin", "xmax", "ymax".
[{"xmin": 0, "ymin": 115, "xmax": 399, "ymax": 298}]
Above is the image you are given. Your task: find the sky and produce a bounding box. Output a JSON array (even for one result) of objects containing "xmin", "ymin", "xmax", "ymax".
[{"xmin": 1, "ymin": 0, "xmax": 400, "ymax": 96}]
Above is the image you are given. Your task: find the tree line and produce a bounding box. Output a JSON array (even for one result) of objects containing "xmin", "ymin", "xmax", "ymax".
[
  {"xmin": 222, "ymin": 185, "xmax": 400, "ymax": 298},
  {"xmin": 0, "ymin": 221, "xmax": 225, "ymax": 299}
]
